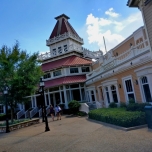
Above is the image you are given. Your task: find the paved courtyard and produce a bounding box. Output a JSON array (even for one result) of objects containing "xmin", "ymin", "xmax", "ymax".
[{"xmin": 0, "ymin": 115, "xmax": 152, "ymax": 152}]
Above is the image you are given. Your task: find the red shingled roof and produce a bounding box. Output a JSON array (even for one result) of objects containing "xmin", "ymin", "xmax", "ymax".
[
  {"xmin": 45, "ymin": 75, "xmax": 86, "ymax": 88},
  {"xmin": 50, "ymin": 14, "xmax": 80, "ymax": 39},
  {"xmin": 42, "ymin": 55, "xmax": 92, "ymax": 72}
]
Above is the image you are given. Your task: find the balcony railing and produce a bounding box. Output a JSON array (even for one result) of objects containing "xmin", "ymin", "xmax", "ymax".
[
  {"xmin": 86, "ymin": 40, "xmax": 150, "ymax": 81},
  {"xmin": 38, "ymin": 44, "xmax": 83, "ymax": 61},
  {"xmin": 46, "ymin": 32, "xmax": 83, "ymax": 46}
]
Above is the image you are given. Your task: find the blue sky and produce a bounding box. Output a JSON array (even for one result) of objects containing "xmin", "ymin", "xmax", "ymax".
[{"xmin": 0, "ymin": 0, "xmax": 143, "ymax": 54}]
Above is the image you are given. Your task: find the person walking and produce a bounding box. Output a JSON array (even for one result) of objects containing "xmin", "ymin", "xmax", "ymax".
[
  {"xmin": 54, "ymin": 105, "xmax": 62, "ymax": 120},
  {"xmin": 50, "ymin": 105, "xmax": 55, "ymax": 121}
]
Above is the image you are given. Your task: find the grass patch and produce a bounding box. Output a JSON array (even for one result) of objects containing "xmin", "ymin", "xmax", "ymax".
[
  {"xmin": 88, "ymin": 108, "xmax": 146, "ymax": 128},
  {"xmin": 0, "ymin": 119, "xmax": 30, "ymax": 126}
]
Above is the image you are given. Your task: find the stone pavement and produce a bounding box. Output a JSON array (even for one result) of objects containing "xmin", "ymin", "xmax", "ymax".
[{"xmin": 0, "ymin": 115, "xmax": 152, "ymax": 152}]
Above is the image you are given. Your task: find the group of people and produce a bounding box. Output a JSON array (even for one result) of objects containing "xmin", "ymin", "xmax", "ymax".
[{"xmin": 50, "ymin": 105, "xmax": 62, "ymax": 121}]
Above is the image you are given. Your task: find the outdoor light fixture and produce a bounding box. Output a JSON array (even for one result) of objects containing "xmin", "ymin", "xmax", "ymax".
[
  {"xmin": 39, "ymin": 77, "xmax": 50, "ymax": 132},
  {"xmin": 118, "ymin": 84, "xmax": 121, "ymax": 88},
  {"xmin": 1, "ymin": 85, "xmax": 10, "ymax": 133}
]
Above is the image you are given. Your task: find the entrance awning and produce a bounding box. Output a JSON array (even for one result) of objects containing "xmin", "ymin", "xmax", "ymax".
[{"xmin": 44, "ymin": 75, "xmax": 86, "ymax": 88}]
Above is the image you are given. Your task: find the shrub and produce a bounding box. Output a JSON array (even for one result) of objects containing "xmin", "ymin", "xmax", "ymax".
[
  {"xmin": 109, "ymin": 102, "xmax": 117, "ymax": 108},
  {"xmin": 126, "ymin": 103, "xmax": 151, "ymax": 112},
  {"xmin": 120, "ymin": 102, "xmax": 127, "ymax": 108},
  {"xmin": 68, "ymin": 100, "xmax": 81, "ymax": 114},
  {"xmin": 77, "ymin": 111, "xmax": 87, "ymax": 116},
  {"xmin": 88, "ymin": 108, "xmax": 146, "ymax": 127},
  {"xmin": 128, "ymin": 98, "xmax": 135, "ymax": 104}
]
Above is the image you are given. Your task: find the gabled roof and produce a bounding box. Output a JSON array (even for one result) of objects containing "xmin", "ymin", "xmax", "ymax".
[
  {"xmin": 45, "ymin": 75, "xmax": 86, "ymax": 88},
  {"xmin": 42, "ymin": 55, "xmax": 92, "ymax": 72},
  {"xmin": 49, "ymin": 14, "xmax": 80, "ymax": 39}
]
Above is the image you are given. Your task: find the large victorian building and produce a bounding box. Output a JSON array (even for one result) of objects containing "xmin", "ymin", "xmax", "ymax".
[{"xmin": 1, "ymin": 5, "xmax": 152, "ymax": 118}]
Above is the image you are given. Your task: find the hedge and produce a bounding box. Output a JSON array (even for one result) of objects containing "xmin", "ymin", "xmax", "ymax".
[{"xmin": 88, "ymin": 108, "xmax": 146, "ymax": 127}]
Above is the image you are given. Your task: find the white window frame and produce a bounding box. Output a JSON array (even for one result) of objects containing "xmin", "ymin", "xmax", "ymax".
[{"xmin": 122, "ymin": 75, "xmax": 136, "ymax": 103}]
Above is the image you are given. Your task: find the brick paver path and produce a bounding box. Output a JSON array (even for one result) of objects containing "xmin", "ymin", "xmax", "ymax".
[{"xmin": 0, "ymin": 116, "xmax": 152, "ymax": 152}]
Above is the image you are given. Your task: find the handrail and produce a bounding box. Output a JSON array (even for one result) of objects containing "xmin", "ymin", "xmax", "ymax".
[
  {"xmin": 30, "ymin": 107, "xmax": 38, "ymax": 118},
  {"xmin": 17, "ymin": 109, "xmax": 25, "ymax": 119},
  {"xmin": 46, "ymin": 106, "xmax": 50, "ymax": 116},
  {"xmin": 39, "ymin": 108, "xmax": 42, "ymax": 118},
  {"xmin": 95, "ymin": 101, "xmax": 102, "ymax": 109},
  {"xmin": 79, "ymin": 103, "xmax": 89, "ymax": 114},
  {"xmin": 25, "ymin": 110, "xmax": 30, "ymax": 119}
]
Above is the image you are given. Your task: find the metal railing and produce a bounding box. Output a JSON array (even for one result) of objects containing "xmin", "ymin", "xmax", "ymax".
[
  {"xmin": 46, "ymin": 106, "xmax": 50, "ymax": 116},
  {"xmin": 30, "ymin": 107, "xmax": 38, "ymax": 118},
  {"xmin": 16, "ymin": 109, "xmax": 25, "ymax": 119},
  {"xmin": 25, "ymin": 110, "xmax": 30, "ymax": 119},
  {"xmin": 39, "ymin": 108, "xmax": 42, "ymax": 118}
]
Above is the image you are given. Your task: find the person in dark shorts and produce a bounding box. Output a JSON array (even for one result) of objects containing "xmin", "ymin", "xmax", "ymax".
[{"xmin": 50, "ymin": 105, "xmax": 55, "ymax": 121}]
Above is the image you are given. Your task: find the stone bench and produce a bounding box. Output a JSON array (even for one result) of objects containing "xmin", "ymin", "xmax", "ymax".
[{"xmin": 0, "ymin": 118, "xmax": 39, "ymax": 133}]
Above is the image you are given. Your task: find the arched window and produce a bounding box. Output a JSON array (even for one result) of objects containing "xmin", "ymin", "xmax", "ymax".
[
  {"xmin": 111, "ymin": 85, "xmax": 118, "ymax": 103},
  {"xmin": 141, "ymin": 76, "xmax": 152, "ymax": 102},
  {"xmin": 105, "ymin": 87, "xmax": 110, "ymax": 103}
]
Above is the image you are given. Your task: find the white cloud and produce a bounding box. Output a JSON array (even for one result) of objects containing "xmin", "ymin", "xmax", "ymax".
[
  {"xmin": 105, "ymin": 8, "xmax": 120, "ymax": 18},
  {"xmin": 85, "ymin": 8, "xmax": 143, "ymax": 54}
]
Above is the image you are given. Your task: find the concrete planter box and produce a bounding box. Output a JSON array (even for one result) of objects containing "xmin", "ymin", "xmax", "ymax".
[{"xmin": 0, "ymin": 118, "xmax": 39, "ymax": 133}]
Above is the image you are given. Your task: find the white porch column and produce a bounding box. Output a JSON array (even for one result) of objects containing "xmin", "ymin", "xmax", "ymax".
[
  {"xmin": 48, "ymin": 93, "xmax": 51, "ymax": 105},
  {"xmin": 63, "ymin": 85, "xmax": 68, "ymax": 108},
  {"xmin": 31, "ymin": 97, "xmax": 33, "ymax": 108},
  {"xmin": 53, "ymin": 93, "xmax": 56, "ymax": 106},
  {"xmin": 34, "ymin": 96, "xmax": 37, "ymax": 107},
  {"xmin": 108, "ymin": 86, "xmax": 113, "ymax": 103},
  {"xmin": 59, "ymin": 91, "xmax": 63, "ymax": 104},
  {"xmin": 79, "ymin": 85, "xmax": 82, "ymax": 102}
]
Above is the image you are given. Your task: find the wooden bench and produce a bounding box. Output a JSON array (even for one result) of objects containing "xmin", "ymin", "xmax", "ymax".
[{"xmin": 0, "ymin": 118, "xmax": 39, "ymax": 132}]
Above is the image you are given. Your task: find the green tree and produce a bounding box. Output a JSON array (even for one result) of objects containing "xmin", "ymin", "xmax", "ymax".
[{"xmin": 0, "ymin": 42, "xmax": 43, "ymax": 122}]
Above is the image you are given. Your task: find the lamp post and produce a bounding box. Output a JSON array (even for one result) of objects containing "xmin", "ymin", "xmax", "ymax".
[
  {"xmin": 3, "ymin": 86, "xmax": 10, "ymax": 133},
  {"xmin": 39, "ymin": 77, "xmax": 50, "ymax": 132},
  {"xmin": 38, "ymin": 87, "xmax": 45, "ymax": 123}
]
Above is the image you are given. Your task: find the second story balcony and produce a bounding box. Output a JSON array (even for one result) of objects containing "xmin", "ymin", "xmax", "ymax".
[{"xmin": 86, "ymin": 39, "xmax": 151, "ymax": 85}]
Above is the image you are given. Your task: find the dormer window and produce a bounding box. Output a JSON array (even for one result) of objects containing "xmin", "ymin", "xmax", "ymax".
[
  {"xmin": 58, "ymin": 47, "xmax": 62, "ymax": 54},
  {"xmin": 53, "ymin": 49, "xmax": 56, "ymax": 55},
  {"xmin": 64, "ymin": 45, "xmax": 68, "ymax": 52}
]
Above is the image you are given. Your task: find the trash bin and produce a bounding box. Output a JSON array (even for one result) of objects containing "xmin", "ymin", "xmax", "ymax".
[{"xmin": 144, "ymin": 106, "xmax": 152, "ymax": 129}]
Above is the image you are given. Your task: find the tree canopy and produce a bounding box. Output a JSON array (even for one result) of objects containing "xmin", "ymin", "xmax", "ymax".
[{"xmin": 0, "ymin": 42, "xmax": 43, "ymax": 105}]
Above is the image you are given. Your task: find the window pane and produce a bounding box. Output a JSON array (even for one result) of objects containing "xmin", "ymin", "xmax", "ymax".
[
  {"xmin": 70, "ymin": 68, "xmax": 79, "ymax": 73},
  {"xmin": 125, "ymin": 80, "xmax": 133, "ymax": 92},
  {"xmin": 112, "ymin": 91, "xmax": 118, "ymax": 103},
  {"xmin": 70, "ymin": 84, "xmax": 79, "ymax": 88},
  {"xmin": 128, "ymin": 93, "xmax": 135, "ymax": 101},
  {"xmin": 106, "ymin": 92, "xmax": 110, "ymax": 103},
  {"xmin": 143, "ymin": 84, "xmax": 152, "ymax": 102},
  {"xmin": 53, "ymin": 70, "xmax": 61, "ymax": 76},
  {"xmin": 82, "ymin": 67, "xmax": 90, "ymax": 72}
]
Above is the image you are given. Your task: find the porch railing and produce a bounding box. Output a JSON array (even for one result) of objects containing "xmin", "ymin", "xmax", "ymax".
[
  {"xmin": 79, "ymin": 103, "xmax": 89, "ymax": 114},
  {"xmin": 46, "ymin": 106, "xmax": 50, "ymax": 116},
  {"xmin": 25, "ymin": 110, "xmax": 30, "ymax": 119},
  {"xmin": 95, "ymin": 101, "xmax": 102, "ymax": 109},
  {"xmin": 39, "ymin": 108, "xmax": 42, "ymax": 118},
  {"xmin": 16, "ymin": 109, "xmax": 25, "ymax": 119},
  {"xmin": 30, "ymin": 107, "xmax": 38, "ymax": 118}
]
